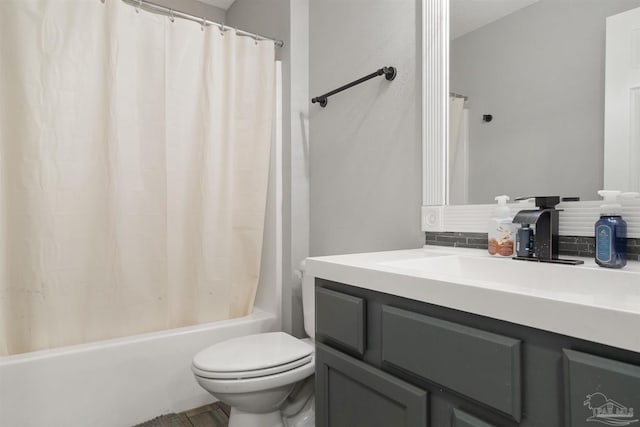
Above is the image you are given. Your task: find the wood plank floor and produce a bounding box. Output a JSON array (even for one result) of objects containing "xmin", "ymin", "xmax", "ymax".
[{"xmin": 133, "ymin": 403, "xmax": 230, "ymax": 427}]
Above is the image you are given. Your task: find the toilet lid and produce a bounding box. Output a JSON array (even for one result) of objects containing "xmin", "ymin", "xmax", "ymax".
[
  {"xmin": 192, "ymin": 353, "xmax": 313, "ymax": 380},
  {"xmin": 192, "ymin": 332, "xmax": 313, "ymax": 374}
]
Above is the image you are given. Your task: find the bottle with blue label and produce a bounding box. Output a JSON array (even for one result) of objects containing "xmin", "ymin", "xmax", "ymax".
[{"xmin": 595, "ymin": 190, "xmax": 627, "ymax": 269}]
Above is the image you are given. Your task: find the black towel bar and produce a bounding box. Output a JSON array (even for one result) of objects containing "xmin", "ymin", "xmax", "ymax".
[{"xmin": 311, "ymin": 66, "xmax": 397, "ymax": 108}]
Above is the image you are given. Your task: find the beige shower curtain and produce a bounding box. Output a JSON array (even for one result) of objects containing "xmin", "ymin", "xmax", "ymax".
[
  {"xmin": 449, "ymin": 96, "xmax": 467, "ymax": 204},
  {"xmin": 0, "ymin": 0, "xmax": 275, "ymax": 355}
]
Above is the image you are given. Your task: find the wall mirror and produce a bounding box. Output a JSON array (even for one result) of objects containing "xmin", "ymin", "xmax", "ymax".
[{"xmin": 429, "ymin": 0, "xmax": 640, "ymax": 206}]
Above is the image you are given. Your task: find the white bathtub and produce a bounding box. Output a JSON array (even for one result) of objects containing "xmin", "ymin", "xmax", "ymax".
[{"xmin": 0, "ymin": 309, "xmax": 278, "ymax": 427}]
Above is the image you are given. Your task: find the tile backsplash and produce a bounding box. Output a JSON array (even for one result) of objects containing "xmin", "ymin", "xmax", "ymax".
[{"xmin": 425, "ymin": 232, "xmax": 640, "ymax": 261}]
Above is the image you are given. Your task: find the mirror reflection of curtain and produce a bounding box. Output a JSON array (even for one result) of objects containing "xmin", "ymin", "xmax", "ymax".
[
  {"xmin": 449, "ymin": 97, "xmax": 468, "ymax": 204},
  {"xmin": 0, "ymin": 0, "xmax": 275, "ymax": 355}
]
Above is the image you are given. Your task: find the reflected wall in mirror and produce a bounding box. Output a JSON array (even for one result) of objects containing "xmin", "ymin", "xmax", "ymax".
[{"xmin": 449, "ymin": 0, "xmax": 640, "ymax": 205}]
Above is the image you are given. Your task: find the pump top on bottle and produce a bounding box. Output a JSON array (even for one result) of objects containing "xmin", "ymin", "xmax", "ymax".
[
  {"xmin": 598, "ymin": 190, "xmax": 622, "ymax": 215},
  {"xmin": 493, "ymin": 195, "xmax": 511, "ymax": 218}
]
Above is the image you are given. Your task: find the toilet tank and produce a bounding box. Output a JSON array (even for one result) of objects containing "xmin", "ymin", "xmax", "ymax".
[{"xmin": 300, "ymin": 260, "xmax": 315, "ymax": 340}]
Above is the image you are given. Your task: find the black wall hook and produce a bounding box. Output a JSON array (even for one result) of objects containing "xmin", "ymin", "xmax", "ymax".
[{"xmin": 312, "ymin": 66, "xmax": 397, "ymax": 108}]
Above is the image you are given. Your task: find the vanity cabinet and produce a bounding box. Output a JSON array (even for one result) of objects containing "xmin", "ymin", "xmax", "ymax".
[{"xmin": 314, "ymin": 279, "xmax": 640, "ymax": 427}]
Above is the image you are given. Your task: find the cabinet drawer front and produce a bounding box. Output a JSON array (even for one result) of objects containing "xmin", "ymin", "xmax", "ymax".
[
  {"xmin": 563, "ymin": 349, "xmax": 640, "ymax": 427},
  {"xmin": 316, "ymin": 287, "xmax": 366, "ymax": 355},
  {"xmin": 382, "ymin": 306, "xmax": 521, "ymax": 421},
  {"xmin": 452, "ymin": 409, "xmax": 497, "ymax": 427},
  {"xmin": 316, "ymin": 342, "xmax": 428, "ymax": 427}
]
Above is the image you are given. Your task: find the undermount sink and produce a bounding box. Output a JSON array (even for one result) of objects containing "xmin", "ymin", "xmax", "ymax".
[{"xmin": 380, "ymin": 254, "xmax": 640, "ymax": 310}]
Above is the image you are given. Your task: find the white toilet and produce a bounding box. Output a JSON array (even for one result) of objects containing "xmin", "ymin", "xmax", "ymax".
[{"xmin": 192, "ymin": 267, "xmax": 316, "ymax": 427}]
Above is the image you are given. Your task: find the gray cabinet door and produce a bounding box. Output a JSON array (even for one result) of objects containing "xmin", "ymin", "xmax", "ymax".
[
  {"xmin": 382, "ymin": 305, "xmax": 522, "ymax": 421},
  {"xmin": 316, "ymin": 342, "xmax": 428, "ymax": 427},
  {"xmin": 316, "ymin": 287, "xmax": 366, "ymax": 356},
  {"xmin": 564, "ymin": 349, "xmax": 640, "ymax": 427}
]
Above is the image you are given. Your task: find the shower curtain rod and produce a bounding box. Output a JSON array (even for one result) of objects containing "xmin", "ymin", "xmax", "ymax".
[
  {"xmin": 450, "ymin": 92, "xmax": 468, "ymax": 100},
  {"xmin": 119, "ymin": 0, "xmax": 284, "ymax": 47}
]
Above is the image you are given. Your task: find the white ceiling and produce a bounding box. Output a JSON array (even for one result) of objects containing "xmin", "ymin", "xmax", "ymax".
[
  {"xmin": 451, "ymin": 0, "xmax": 540, "ymax": 40},
  {"xmin": 199, "ymin": 0, "xmax": 236, "ymax": 11}
]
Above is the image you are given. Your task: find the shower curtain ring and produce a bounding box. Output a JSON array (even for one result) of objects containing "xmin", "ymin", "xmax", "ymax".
[
  {"xmin": 135, "ymin": 0, "xmax": 141, "ymax": 13},
  {"xmin": 201, "ymin": 17, "xmax": 206, "ymax": 31},
  {"xmin": 220, "ymin": 24, "xmax": 225, "ymax": 36},
  {"xmin": 169, "ymin": 9, "xmax": 174, "ymax": 22}
]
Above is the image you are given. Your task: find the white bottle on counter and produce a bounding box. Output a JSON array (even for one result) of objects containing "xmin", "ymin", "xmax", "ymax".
[{"xmin": 488, "ymin": 195, "xmax": 516, "ymax": 257}]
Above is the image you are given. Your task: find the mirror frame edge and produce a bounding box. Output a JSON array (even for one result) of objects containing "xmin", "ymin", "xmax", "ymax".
[{"xmin": 422, "ymin": 0, "xmax": 449, "ymax": 231}]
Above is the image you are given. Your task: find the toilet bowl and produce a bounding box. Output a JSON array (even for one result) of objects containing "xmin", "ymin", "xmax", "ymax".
[
  {"xmin": 192, "ymin": 264, "xmax": 316, "ymax": 427},
  {"xmin": 192, "ymin": 332, "xmax": 314, "ymax": 427}
]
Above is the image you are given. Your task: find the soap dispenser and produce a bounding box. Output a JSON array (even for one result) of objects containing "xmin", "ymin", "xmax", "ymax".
[
  {"xmin": 488, "ymin": 195, "xmax": 516, "ymax": 257},
  {"xmin": 595, "ymin": 190, "xmax": 627, "ymax": 269}
]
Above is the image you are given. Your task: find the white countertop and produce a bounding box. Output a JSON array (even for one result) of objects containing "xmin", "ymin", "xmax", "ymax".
[{"xmin": 305, "ymin": 246, "xmax": 640, "ymax": 353}]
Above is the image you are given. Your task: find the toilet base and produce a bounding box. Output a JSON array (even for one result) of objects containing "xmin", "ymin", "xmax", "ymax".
[{"xmin": 229, "ymin": 407, "xmax": 284, "ymax": 427}]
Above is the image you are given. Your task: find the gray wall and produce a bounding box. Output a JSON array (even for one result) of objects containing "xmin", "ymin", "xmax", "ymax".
[
  {"xmin": 309, "ymin": 0, "xmax": 424, "ymax": 256},
  {"xmin": 153, "ymin": 0, "xmax": 226, "ymax": 22},
  {"xmin": 226, "ymin": 0, "xmax": 289, "ymax": 50},
  {"xmin": 451, "ymin": 0, "xmax": 640, "ymax": 204}
]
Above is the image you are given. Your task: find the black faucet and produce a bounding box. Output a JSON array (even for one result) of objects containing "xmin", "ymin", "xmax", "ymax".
[{"xmin": 512, "ymin": 196, "xmax": 584, "ymax": 265}]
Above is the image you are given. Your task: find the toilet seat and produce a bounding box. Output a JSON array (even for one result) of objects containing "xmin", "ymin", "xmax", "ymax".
[
  {"xmin": 193, "ymin": 354, "xmax": 313, "ymax": 379},
  {"xmin": 193, "ymin": 353, "xmax": 315, "ymax": 395},
  {"xmin": 192, "ymin": 332, "xmax": 313, "ymax": 380}
]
